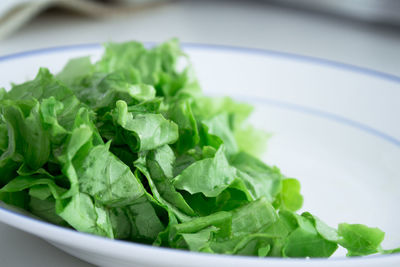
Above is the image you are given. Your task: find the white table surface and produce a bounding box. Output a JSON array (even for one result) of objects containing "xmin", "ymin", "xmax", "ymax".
[{"xmin": 1, "ymin": 0, "xmax": 400, "ymax": 266}]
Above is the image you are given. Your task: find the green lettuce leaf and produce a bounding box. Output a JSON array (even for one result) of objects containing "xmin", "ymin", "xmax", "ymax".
[
  {"xmin": 282, "ymin": 211, "xmax": 338, "ymax": 258},
  {"xmin": 113, "ymin": 100, "xmax": 179, "ymax": 152},
  {"xmin": 173, "ymin": 146, "xmax": 237, "ymax": 197},
  {"xmin": 231, "ymin": 152, "xmax": 282, "ymax": 202},
  {"xmin": 338, "ymin": 223, "xmax": 385, "ymax": 256},
  {"xmin": 274, "ymin": 178, "xmax": 303, "ymax": 212},
  {"xmin": 56, "ymin": 192, "xmax": 114, "ymax": 238}
]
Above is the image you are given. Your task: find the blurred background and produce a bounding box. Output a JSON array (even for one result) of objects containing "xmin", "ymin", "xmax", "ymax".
[
  {"xmin": 1, "ymin": 0, "xmax": 400, "ymax": 76},
  {"xmin": 0, "ymin": 0, "xmax": 400, "ymax": 266}
]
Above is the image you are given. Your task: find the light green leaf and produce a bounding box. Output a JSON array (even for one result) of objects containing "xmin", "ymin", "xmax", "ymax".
[
  {"xmin": 338, "ymin": 223, "xmax": 385, "ymax": 256},
  {"xmin": 114, "ymin": 100, "xmax": 179, "ymax": 152},
  {"xmin": 173, "ymin": 146, "xmax": 237, "ymax": 197}
]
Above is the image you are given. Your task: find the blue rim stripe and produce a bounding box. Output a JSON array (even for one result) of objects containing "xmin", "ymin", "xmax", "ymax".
[
  {"xmin": 1, "ymin": 42, "xmax": 400, "ymax": 84},
  {"xmin": 183, "ymin": 42, "xmax": 400, "ymax": 84}
]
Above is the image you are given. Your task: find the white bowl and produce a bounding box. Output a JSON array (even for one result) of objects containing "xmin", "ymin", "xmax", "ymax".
[{"xmin": 0, "ymin": 43, "xmax": 399, "ymax": 267}]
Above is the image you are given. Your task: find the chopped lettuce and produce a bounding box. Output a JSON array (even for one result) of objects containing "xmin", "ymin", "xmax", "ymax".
[{"xmin": 0, "ymin": 39, "xmax": 396, "ymax": 258}]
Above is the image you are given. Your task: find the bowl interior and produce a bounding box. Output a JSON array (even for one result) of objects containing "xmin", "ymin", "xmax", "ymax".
[{"xmin": 0, "ymin": 44, "xmax": 399, "ymax": 265}]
